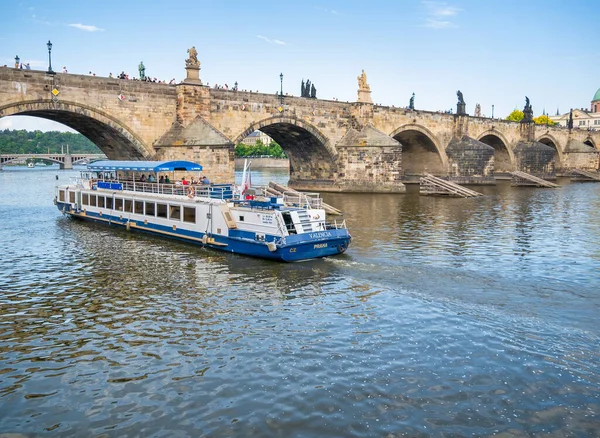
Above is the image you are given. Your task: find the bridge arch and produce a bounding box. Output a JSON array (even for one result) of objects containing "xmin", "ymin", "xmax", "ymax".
[
  {"xmin": 0, "ymin": 99, "xmax": 153, "ymax": 160},
  {"xmin": 536, "ymin": 133, "xmax": 563, "ymax": 168},
  {"xmin": 390, "ymin": 124, "xmax": 446, "ymax": 176},
  {"xmin": 583, "ymin": 138, "xmax": 597, "ymax": 150},
  {"xmin": 234, "ymin": 115, "xmax": 335, "ymax": 157},
  {"xmin": 477, "ymin": 130, "xmax": 514, "ymax": 173},
  {"xmin": 234, "ymin": 115, "xmax": 339, "ymax": 184}
]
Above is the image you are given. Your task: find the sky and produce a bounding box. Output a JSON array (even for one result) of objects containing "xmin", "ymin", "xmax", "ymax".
[{"xmin": 1, "ymin": 0, "xmax": 599, "ymax": 132}]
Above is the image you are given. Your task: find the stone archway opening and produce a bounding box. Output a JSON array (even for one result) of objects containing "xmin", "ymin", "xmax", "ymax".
[
  {"xmin": 260, "ymin": 122, "xmax": 334, "ymax": 188},
  {"xmin": 237, "ymin": 118, "xmax": 335, "ymax": 190},
  {"xmin": 1, "ymin": 104, "xmax": 151, "ymax": 160},
  {"xmin": 479, "ymin": 134, "xmax": 512, "ymax": 174},
  {"xmin": 584, "ymin": 139, "xmax": 595, "ymax": 149},
  {"xmin": 392, "ymin": 129, "xmax": 444, "ymax": 177},
  {"xmin": 537, "ymin": 137, "xmax": 561, "ymax": 170}
]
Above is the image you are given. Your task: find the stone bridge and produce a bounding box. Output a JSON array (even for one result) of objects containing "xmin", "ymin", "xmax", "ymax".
[{"xmin": 1, "ymin": 66, "xmax": 599, "ymax": 192}]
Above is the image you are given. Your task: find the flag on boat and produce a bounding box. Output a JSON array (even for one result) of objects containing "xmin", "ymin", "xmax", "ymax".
[{"xmin": 240, "ymin": 159, "xmax": 252, "ymax": 195}]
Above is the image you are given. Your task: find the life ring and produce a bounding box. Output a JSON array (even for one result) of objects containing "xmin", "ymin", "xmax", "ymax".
[{"xmin": 187, "ymin": 187, "xmax": 195, "ymax": 198}]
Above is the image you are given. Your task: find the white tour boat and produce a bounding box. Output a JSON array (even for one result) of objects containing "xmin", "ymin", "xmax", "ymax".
[{"xmin": 54, "ymin": 160, "xmax": 351, "ymax": 262}]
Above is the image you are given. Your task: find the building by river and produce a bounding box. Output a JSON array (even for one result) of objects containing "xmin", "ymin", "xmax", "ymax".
[
  {"xmin": 240, "ymin": 130, "xmax": 273, "ymax": 145},
  {"xmin": 550, "ymin": 86, "xmax": 600, "ymax": 129}
]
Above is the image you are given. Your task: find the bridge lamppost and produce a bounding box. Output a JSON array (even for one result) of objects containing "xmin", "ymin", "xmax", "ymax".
[
  {"xmin": 46, "ymin": 40, "xmax": 55, "ymax": 75},
  {"xmin": 492, "ymin": 104, "xmax": 494, "ymax": 119},
  {"xmin": 14, "ymin": 55, "xmax": 20, "ymax": 68},
  {"xmin": 279, "ymin": 72, "xmax": 284, "ymax": 105}
]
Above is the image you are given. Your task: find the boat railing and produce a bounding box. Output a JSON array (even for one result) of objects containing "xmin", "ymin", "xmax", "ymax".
[
  {"xmin": 91, "ymin": 179, "xmax": 234, "ymax": 200},
  {"xmin": 326, "ymin": 219, "xmax": 347, "ymax": 230},
  {"xmin": 273, "ymin": 211, "xmax": 289, "ymax": 237},
  {"xmin": 282, "ymin": 191, "xmax": 322, "ymax": 210}
]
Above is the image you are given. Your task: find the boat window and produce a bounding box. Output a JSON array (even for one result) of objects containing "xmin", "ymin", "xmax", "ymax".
[
  {"xmin": 69, "ymin": 192, "xmax": 76, "ymax": 203},
  {"xmin": 157, "ymin": 203, "xmax": 167, "ymax": 218},
  {"xmin": 89, "ymin": 195, "xmax": 97, "ymax": 207},
  {"xmin": 98, "ymin": 196, "xmax": 105, "ymax": 208},
  {"xmin": 170, "ymin": 204, "xmax": 181, "ymax": 221},
  {"xmin": 82, "ymin": 193, "xmax": 88, "ymax": 205},
  {"xmin": 145, "ymin": 202, "xmax": 155, "ymax": 216},
  {"xmin": 183, "ymin": 206, "xmax": 196, "ymax": 223},
  {"xmin": 59, "ymin": 190, "xmax": 65, "ymax": 202},
  {"xmin": 115, "ymin": 198, "xmax": 123, "ymax": 211},
  {"xmin": 239, "ymin": 215, "xmax": 244, "ymax": 222},
  {"xmin": 124, "ymin": 199, "xmax": 133, "ymax": 213},
  {"xmin": 135, "ymin": 200, "xmax": 144, "ymax": 215},
  {"xmin": 106, "ymin": 197, "xmax": 113, "ymax": 209}
]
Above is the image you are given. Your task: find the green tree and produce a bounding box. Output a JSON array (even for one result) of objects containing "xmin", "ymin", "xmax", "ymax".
[
  {"xmin": 506, "ymin": 110, "xmax": 524, "ymax": 122},
  {"xmin": 533, "ymin": 114, "xmax": 557, "ymax": 126},
  {"xmin": 0, "ymin": 129, "xmax": 101, "ymax": 154},
  {"xmin": 234, "ymin": 140, "xmax": 287, "ymax": 158}
]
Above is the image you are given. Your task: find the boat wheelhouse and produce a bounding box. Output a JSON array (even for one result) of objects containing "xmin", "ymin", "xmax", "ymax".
[{"xmin": 54, "ymin": 160, "xmax": 351, "ymax": 262}]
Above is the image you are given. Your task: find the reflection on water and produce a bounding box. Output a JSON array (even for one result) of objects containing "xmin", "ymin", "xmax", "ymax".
[{"xmin": 1, "ymin": 166, "xmax": 600, "ymax": 437}]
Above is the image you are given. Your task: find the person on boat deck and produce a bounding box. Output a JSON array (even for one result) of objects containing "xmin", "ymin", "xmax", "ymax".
[
  {"xmin": 181, "ymin": 177, "xmax": 189, "ymax": 186},
  {"xmin": 159, "ymin": 175, "xmax": 165, "ymax": 183},
  {"xmin": 201, "ymin": 175, "xmax": 210, "ymax": 185},
  {"xmin": 148, "ymin": 174, "xmax": 156, "ymax": 182},
  {"xmin": 164, "ymin": 175, "xmax": 171, "ymax": 183},
  {"xmin": 140, "ymin": 174, "xmax": 147, "ymax": 182}
]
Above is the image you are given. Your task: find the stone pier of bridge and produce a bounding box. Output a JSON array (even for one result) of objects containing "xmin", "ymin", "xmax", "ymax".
[{"xmin": 1, "ymin": 66, "xmax": 599, "ymax": 192}]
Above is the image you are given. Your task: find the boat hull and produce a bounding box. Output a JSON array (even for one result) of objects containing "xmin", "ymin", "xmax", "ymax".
[{"xmin": 56, "ymin": 201, "xmax": 351, "ymax": 262}]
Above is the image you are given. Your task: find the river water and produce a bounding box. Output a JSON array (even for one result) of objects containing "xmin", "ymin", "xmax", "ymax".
[{"xmin": 1, "ymin": 166, "xmax": 599, "ymax": 437}]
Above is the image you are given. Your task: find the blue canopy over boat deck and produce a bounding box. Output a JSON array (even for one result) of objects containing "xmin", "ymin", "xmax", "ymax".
[{"xmin": 88, "ymin": 160, "xmax": 203, "ymax": 172}]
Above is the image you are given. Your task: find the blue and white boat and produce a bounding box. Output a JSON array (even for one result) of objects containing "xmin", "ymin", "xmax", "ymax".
[{"xmin": 54, "ymin": 160, "xmax": 351, "ymax": 262}]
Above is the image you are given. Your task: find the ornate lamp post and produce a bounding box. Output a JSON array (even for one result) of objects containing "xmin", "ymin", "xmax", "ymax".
[
  {"xmin": 46, "ymin": 40, "xmax": 54, "ymax": 74},
  {"xmin": 234, "ymin": 81, "xmax": 238, "ymax": 91},
  {"xmin": 14, "ymin": 55, "xmax": 20, "ymax": 68},
  {"xmin": 492, "ymin": 104, "xmax": 494, "ymax": 119},
  {"xmin": 279, "ymin": 73, "xmax": 283, "ymax": 105}
]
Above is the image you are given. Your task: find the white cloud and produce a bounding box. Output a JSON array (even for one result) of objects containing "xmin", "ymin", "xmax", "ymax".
[
  {"xmin": 69, "ymin": 23, "xmax": 104, "ymax": 32},
  {"xmin": 422, "ymin": 1, "xmax": 461, "ymax": 28},
  {"xmin": 425, "ymin": 18, "xmax": 457, "ymax": 29},
  {"xmin": 316, "ymin": 6, "xmax": 338, "ymax": 15},
  {"xmin": 256, "ymin": 35, "xmax": 286, "ymax": 45}
]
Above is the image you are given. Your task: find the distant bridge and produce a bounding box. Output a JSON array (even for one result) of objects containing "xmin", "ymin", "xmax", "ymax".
[{"xmin": 0, "ymin": 153, "xmax": 106, "ymax": 169}]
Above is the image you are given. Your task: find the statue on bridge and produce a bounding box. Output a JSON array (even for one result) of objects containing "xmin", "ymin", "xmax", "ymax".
[
  {"xmin": 357, "ymin": 70, "xmax": 370, "ymax": 91},
  {"xmin": 304, "ymin": 79, "xmax": 311, "ymax": 98},
  {"xmin": 456, "ymin": 90, "xmax": 466, "ymax": 115},
  {"xmin": 523, "ymin": 96, "xmax": 533, "ymax": 123},
  {"xmin": 138, "ymin": 61, "xmax": 146, "ymax": 80},
  {"xmin": 186, "ymin": 46, "xmax": 200, "ymax": 68},
  {"xmin": 474, "ymin": 103, "xmax": 481, "ymax": 117},
  {"xmin": 568, "ymin": 108, "xmax": 574, "ymax": 130},
  {"xmin": 310, "ymin": 83, "xmax": 316, "ymax": 98},
  {"xmin": 409, "ymin": 93, "xmax": 415, "ymax": 110}
]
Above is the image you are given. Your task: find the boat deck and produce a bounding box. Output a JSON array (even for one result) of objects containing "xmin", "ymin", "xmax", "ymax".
[{"xmin": 90, "ymin": 179, "xmax": 235, "ymax": 199}]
